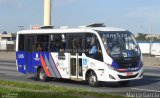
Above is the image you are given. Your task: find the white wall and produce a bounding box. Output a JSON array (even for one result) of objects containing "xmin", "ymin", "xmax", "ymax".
[
  {"xmin": 0, "ymin": 40, "xmax": 15, "ymax": 51},
  {"xmin": 0, "ymin": 40, "xmax": 7, "ymax": 50},
  {"xmin": 138, "ymin": 43, "xmax": 160, "ymax": 55}
]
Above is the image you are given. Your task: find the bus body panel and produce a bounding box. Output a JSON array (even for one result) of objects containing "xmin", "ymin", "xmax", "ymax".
[
  {"xmin": 82, "ymin": 54, "xmax": 105, "ymax": 81},
  {"xmin": 16, "ymin": 51, "xmax": 143, "ymax": 81},
  {"xmin": 32, "ymin": 52, "xmax": 41, "ymax": 74},
  {"xmin": 27, "ymin": 53, "xmax": 33, "ymax": 73},
  {"xmin": 16, "ymin": 51, "xmax": 27, "ymax": 74},
  {"xmin": 50, "ymin": 53, "xmax": 70, "ymax": 79}
]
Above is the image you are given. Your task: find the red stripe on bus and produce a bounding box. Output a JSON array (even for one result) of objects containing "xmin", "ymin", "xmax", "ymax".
[{"xmin": 40, "ymin": 54, "xmax": 51, "ymax": 77}]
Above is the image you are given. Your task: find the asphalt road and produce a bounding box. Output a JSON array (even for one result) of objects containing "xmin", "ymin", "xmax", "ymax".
[{"xmin": 0, "ymin": 60, "xmax": 160, "ymax": 96}]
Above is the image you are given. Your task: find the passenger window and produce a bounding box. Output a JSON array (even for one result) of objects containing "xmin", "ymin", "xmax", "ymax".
[
  {"xmin": 18, "ymin": 34, "xmax": 24, "ymax": 51},
  {"xmin": 85, "ymin": 33, "xmax": 103, "ymax": 61},
  {"xmin": 36, "ymin": 43, "xmax": 43, "ymax": 52},
  {"xmin": 50, "ymin": 34, "xmax": 66, "ymax": 52},
  {"xmin": 36, "ymin": 35, "xmax": 49, "ymax": 52}
]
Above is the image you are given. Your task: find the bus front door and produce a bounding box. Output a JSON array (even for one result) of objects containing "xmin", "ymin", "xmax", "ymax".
[{"xmin": 69, "ymin": 35, "xmax": 84, "ymax": 79}]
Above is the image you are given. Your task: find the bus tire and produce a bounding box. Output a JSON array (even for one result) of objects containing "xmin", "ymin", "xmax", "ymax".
[
  {"xmin": 38, "ymin": 68, "xmax": 48, "ymax": 82},
  {"xmin": 119, "ymin": 81, "xmax": 130, "ymax": 86},
  {"xmin": 87, "ymin": 71, "xmax": 99, "ymax": 87}
]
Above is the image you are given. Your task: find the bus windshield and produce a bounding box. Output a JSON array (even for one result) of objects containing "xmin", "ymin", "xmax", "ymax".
[{"xmin": 99, "ymin": 31, "xmax": 141, "ymax": 61}]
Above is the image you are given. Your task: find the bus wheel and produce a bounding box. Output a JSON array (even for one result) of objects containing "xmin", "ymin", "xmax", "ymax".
[
  {"xmin": 38, "ymin": 68, "xmax": 48, "ymax": 82},
  {"xmin": 119, "ymin": 81, "xmax": 130, "ymax": 86},
  {"xmin": 87, "ymin": 71, "xmax": 99, "ymax": 87}
]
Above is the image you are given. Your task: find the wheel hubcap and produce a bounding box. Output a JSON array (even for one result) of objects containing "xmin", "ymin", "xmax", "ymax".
[
  {"xmin": 39, "ymin": 71, "xmax": 45, "ymax": 80},
  {"xmin": 89, "ymin": 75, "xmax": 96, "ymax": 85}
]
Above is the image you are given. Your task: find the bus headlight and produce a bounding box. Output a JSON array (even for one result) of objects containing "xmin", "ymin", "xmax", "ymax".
[{"xmin": 106, "ymin": 64, "xmax": 115, "ymax": 70}]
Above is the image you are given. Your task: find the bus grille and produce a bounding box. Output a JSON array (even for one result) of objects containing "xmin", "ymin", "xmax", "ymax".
[
  {"xmin": 118, "ymin": 62, "xmax": 138, "ymax": 68},
  {"xmin": 118, "ymin": 73, "xmax": 138, "ymax": 79}
]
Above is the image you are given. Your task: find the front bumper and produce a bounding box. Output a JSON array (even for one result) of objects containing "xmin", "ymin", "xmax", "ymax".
[{"xmin": 102, "ymin": 68, "xmax": 143, "ymax": 82}]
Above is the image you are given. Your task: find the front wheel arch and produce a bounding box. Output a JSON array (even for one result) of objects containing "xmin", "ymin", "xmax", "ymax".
[
  {"xmin": 85, "ymin": 69, "xmax": 99, "ymax": 87},
  {"xmin": 36, "ymin": 66, "xmax": 48, "ymax": 81},
  {"xmin": 35, "ymin": 66, "xmax": 42, "ymax": 81},
  {"xmin": 85, "ymin": 69, "xmax": 94, "ymax": 81}
]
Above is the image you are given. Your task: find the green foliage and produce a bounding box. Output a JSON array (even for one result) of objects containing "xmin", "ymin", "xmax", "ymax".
[
  {"xmin": 0, "ymin": 80, "xmax": 86, "ymax": 92},
  {"xmin": 136, "ymin": 33, "xmax": 160, "ymax": 42},
  {"xmin": 136, "ymin": 33, "xmax": 148, "ymax": 42},
  {"xmin": 0, "ymin": 80, "xmax": 125, "ymax": 98}
]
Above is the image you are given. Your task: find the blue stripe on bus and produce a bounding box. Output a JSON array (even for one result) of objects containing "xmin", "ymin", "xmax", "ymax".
[
  {"xmin": 49, "ymin": 53, "xmax": 62, "ymax": 78},
  {"xmin": 40, "ymin": 52, "xmax": 61, "ymax": 78},
  {"xmin": 112, "ymin": 60, "xmax": 143, "ymax": 71},
  {"xmin": 44, "ymin": 53, "xmax": 56, "ymax": 77},
  {"xmin": 48, "ymin": 53, "xmax": 60, "ymax": 78},
  {"xmin": 111, "ymin": 61, "xmax": 120, "ymax": 69}
]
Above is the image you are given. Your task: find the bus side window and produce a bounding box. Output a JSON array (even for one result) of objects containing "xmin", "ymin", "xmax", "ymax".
[
  {"xmin": 18, "ymin": 34, "xmax": 24, "ymax": 51},
  {"xmin": 36, "ymin": 43, "xmax": 42, "ymax": 52},
  {"xmin": 37, "ymin": 35, "xmax": 49, "ymax": 52},
  {"xmin": 50, "ymin": 34, "xmax": 66, "ymax": 52},
  {"xmin": 85, "ymin": 33, "xmax": 103, "ymax": 61},
  {"xmin": 78, "ymin": 38, "xmax": 84, "ymax": 56}
]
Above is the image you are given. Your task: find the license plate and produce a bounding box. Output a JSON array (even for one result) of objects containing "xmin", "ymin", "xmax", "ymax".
[{"xmin": 127, "ymin": 72, "xmax": 133, "ymax": 76}]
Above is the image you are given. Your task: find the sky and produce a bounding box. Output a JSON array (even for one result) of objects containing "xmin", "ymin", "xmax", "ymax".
[{"xmin": 0, "ymin": 0, "xmax": 160, "ymax": 34}]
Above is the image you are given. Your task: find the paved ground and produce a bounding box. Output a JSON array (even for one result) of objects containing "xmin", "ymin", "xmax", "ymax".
[{"xmin": 0, "ymin": 52, "xmax": 15, "ymax": 62}]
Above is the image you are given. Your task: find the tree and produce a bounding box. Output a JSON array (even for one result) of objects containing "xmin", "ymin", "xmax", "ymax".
[
  {"xmin": 2, "ymin": 31, "xmax": 7, "ymax": 34},
  {"xmin": 136, "ymin": 33, "xmax": 148, "ymax": 42}
]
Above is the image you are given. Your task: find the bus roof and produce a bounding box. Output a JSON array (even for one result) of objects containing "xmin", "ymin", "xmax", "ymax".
[
  {"xmin": 89, "ymin": 27, "xmax": 127, "ymax": 32},
  {"xmin": 17, "ymin": 27, "xmax": 127, "ymax": 34}
]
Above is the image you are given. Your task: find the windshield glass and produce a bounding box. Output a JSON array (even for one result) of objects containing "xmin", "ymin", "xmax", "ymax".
[{"xmin": 99, "ymin": 31, "xmax": 141, "ymax": 59}]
